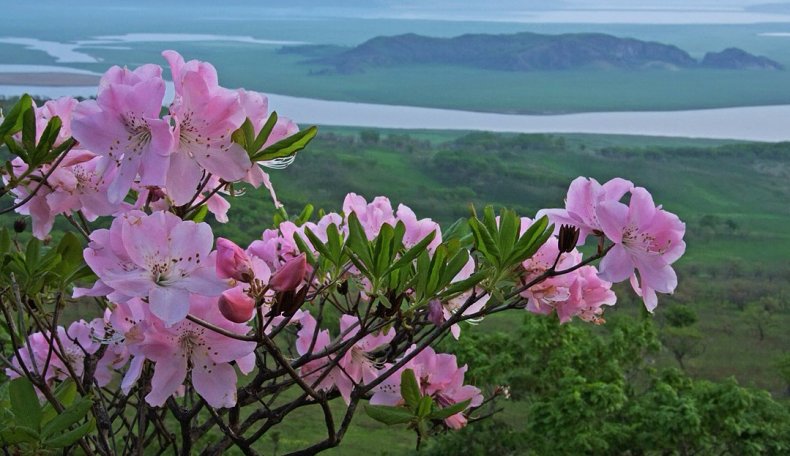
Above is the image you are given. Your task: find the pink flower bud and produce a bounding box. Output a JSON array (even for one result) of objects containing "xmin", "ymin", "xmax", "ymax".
[
  {"xmin": 270, "ymin": 253, "xmax": 307, "ymax": 292},
  {"xmin": 216, "ymin": 237, "xmax": 254, "ymax": 282},
  {"xmin": 218, "ymin": 287, "xmax": 255, "ymax": 323}
]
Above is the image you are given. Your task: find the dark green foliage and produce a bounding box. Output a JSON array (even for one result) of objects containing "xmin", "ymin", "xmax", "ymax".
[{"xmin": 428, "ymin": 315, "xmax": 790, "ymax": 455}]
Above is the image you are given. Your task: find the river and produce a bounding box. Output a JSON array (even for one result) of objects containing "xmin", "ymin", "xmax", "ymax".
[{"xmin": 2, "ymin": 84, "xmax": 789, "ymax": 142}]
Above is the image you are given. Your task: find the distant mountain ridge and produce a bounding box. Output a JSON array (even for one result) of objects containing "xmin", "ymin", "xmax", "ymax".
[{"xmin": 295, "ymin": 32, "xmax": 783, "ymax": 73}]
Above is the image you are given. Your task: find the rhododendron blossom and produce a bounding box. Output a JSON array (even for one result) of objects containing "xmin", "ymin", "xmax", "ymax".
[
  {"xmin": 71, "ymin": 64, "xmax": 173, "ymax": 203},
  {"xmin": 164, "ymin": 51, "xmax": 252, "ymax": 205},
  {"xmin": 521, "ymin": 233, "xmax": 615, "ymax": 324},
  {"xmin": 81, "ymin": 210, "xmax": 226, "ymax": 324},
  {"xmin": 371, "ymin": 346, "xmax": 483, "ymax": 429},
  {"xmin": 597, "ymin": 186, "xmax": 686, "ymax": 311},
  {"xmin": 542, "ymin": 176, "xmax": 633, "ymax": 242},
  {"xmin": 296, "ymin": 313, "xmax": 395, "ymax": 404},
  {"xmin": 112, "ymin": 295, "xmax": 255, "ymax": 407},
  {"xmin": 6, "ymin": 320, "xmax": 100, "ymax": 384}
]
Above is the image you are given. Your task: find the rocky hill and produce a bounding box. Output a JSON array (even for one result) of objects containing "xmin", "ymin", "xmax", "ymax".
[{"xmin": 297, "ymin": 32, "xmax": 783, "ymax": 73}]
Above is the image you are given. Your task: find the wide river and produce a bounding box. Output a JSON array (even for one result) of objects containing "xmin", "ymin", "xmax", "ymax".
[{"xmin": 2, "ymin": 84, "xmax": 790, "ymax": 142}]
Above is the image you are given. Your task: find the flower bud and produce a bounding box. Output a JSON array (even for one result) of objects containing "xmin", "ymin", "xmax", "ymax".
[
  {"xmin": 218, "ymin": 287, "xmax": 255, "ymax": 323},
  {"xmin": 270, "ymin": 253, "xmax": 307, "ymax": 292},
  {"xmin": 216, "ymin": 237, "xmax": 254, "ymax": 282},
  {"xmin": 13, "ymin": 218, "xmax": 26, "ymax": 233},
  {"xmin": 558, "ymin": 224, "xmax": 580, "ymax": 253}
]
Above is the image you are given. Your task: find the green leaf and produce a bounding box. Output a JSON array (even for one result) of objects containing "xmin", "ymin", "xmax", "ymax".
[
  {"xmin": 41, "ymin": 396, "xmax": 93, "ymax": 439},
  {"xmin": 427, "ymin": 399, "xmax": 472, "ymax": 421},
  {"xmin": 41, "ymin": 380, "xmax": 78, "ymax": 424},
  {"xmin": 441, "ymin": 271, "xmax": 486, "ymax": 297},
  {"xmin": 0, "ymin": 227, "xmax": 11, "ymax": 254},
  {"xmin": 400, "ymin": 369, "xmax": 421, "ymax": 411},
  {"xmin": 372, "ymin": 223, "xmax": 395, "ymax": 278},
  {"xmin": 21, "ymin": 106, "xmax": 36, "ymax": 154},
  {"xmin": 55, "ymin": 232, "xmax": 84, "ymax": 272},
  {"xmin": 469, "ymin": 217, "xmax": 500, "ymax": 265},
  {"xmin": 252, "ymin": 111, "xmax": 279, "ymax": 152},
  {"xmin": 497, "ymin": 209, "xmax": 519, "ymax": 259},
  {"xmin": 0, "ymin": 94, "xmax": 33, "ymax": 141},
  {"xmin": 43, "ymin": 418, "xmax": 94, "ymax": 448},
  {"xmin": 241, "ymin": 118, "xmax": 255, "ymax": 151},
  {"xmin": 510, "ymin": 215, "xmax": 549, "ymax": 263},
  {"xmin": 9, "ymin": 378, "xmax": 42, "ymax": 431},
  {"xmin": 296, "ymin": 204, "xmax": 314, "ymax": 225},
  {"xmin": 292, "ymin": 232, "xmax": 317, "ymax": 267},
  {"xmin": 188, "ymin": 204, "xmax": 210, "ymax": 223},
  {"xmin": 251, "ymin": 126, "xmax": 317, "ymax": 162},
  {"xmin": 345, "ymin": 212, "xmax": 373, "ymax": 267},
  {"xmin": 384, "ymin": 230, "xmax": 436, "ymax": 275},
  {"xmin": 33, "ymin": 116, "xmax": 62, "ymax": 164},
  {"xmin": 0, "ymin": 425, "xmax": 39, "ymax": 445},
  {"xmin": 417, "ymin": 395, "xmax": 433, "ymax": 418},
  {"xmin": 364, "ymin": 405, "xmax": 415, "ymax": 426}
]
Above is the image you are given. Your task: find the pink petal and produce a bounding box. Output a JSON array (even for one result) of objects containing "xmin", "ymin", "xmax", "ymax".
[
  {"xmin": 192, "ymin": 356, "xmax": 238, "ymax": 408},
  {"xmin": 146, "ymin": 355, "xmax": 187, "ymax": 406},
  {"xmin": 149, "ymin": 286, "xmax": 190, "ymax": 325}
]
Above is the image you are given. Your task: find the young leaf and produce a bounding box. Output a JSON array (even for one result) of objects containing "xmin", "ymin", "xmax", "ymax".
[
  {"xmin": 400, "ymin": 369, "xmax": 421, "ymax": 411},
  {"xmin": 364, "ymin": 405, "xmax": 415, "ymax": 426}
]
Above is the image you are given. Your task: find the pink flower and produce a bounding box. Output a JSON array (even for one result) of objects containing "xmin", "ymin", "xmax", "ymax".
[
  {"xmin": 163, "ymin": 51, "xmax": 252, "ymax": 205},
  {"xmin": 81, "ymin": 210, "xmax": 226, "ymax": 325},
  {"xmin": 371, "ymin": 346, "xmax": 482, "ymax": 428},
  {"xmin": 520, "ymin": 222, "xmax": 616, "ymax": 323},
  {"xmin": 6, "ymin": 148, "xmax": 119, "ymax": 239},
  {"xmin": 597, "ymin": 187, "xmax": 686, "ymax": 311},
  {"xmin": 126, "ymin": 294, "xmax": 256, "ymax": 408},
  {"xmin": 343, "ymin": 193, "xmax": 396, "ymax": 239},
  {"xmin": 6, "ymin": 321, "xmax": 100, "ymax": 384},
  {"xmin": 396, "ymin": 204, "xmax": 442, "ymax": 250},
  {"xmin": 333, "ymin": 315, "xmax": 395, "ymax": 403},
  {"xmin": 295, "ymin": 312, "xmax": 341, "ymax": 393},
  {"xmin": 34, "ymin": 97, "xmax": 78, "ymax": 146},
  {"xmin": 295, "ymin": 313, "xmax": 395, "ymax": 404},
  {"xmin": 249, "ymin": 214, "xmax": 342, "ymax": 273},
  {"xmin": 541, "ymin": 176, "xmax": 633, "ymax": 242},
  {"xmin": 72, "ymin": 64, "xmax": 173, "ymax": 203}
]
